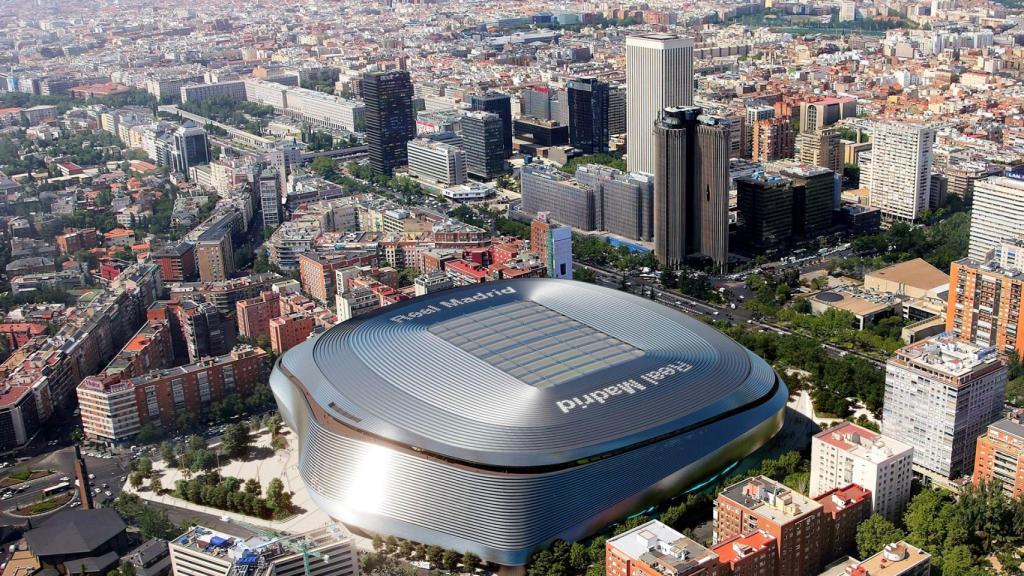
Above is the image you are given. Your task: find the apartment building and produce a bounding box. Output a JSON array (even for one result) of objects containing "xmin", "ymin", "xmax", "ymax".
[
  {"xmin": 814, "ymin": 484, "xmax": 873, "ymax": 561},
  {"xmin": 606, "ymin": 520, "xmax": 721, "ymax": 576},
  {"xmin": 152, "ymin": 241, "xmax": 197, "ymax": 283},
  {"xmin": 236, "ymin": 292, "xmax": 280, "ymax": 342},
  {"xmin": 810, "ymin": 422, "xmax": 914, "ymax": 522},
  {"xmin": 967, "ymin": 175, "xmax": 1024, "ymax": 262},
  {"xmin": 864, "ymin": 123, "xmax": 935, "ymax": 223},
  {"xmin": 882, "ymin": 333, "xmax": 1006, "ymax": 483},
  {"xmin": 972, "ymin": 411, "xmax": 1024, "ymax": 497},
  {"xmin": 714, "ymin": 476, "xmax": 826, "ymax": 576},
  {"xmin": 946, "ymin": 256, "xmax": 1024, "ymax": 355},
  {"xmin": 77, "ymin": 346, "xmax": 267, "ymax": 441},
  {"xmin": 269, "ymin": 314, "xmax": 314, "ymax": 355}
]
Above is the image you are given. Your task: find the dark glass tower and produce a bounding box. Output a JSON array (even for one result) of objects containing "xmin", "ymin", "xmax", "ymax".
[
  {"xmin": 567, "ymin": 78, "xmax": 610, "ymax": 154},
  {"xmin": 462, "ymin": 111, "xmax": 507, "ymax": 180},
  {"xmin": 362, "ymin": 71, "xmax": 416, "ymax": 176},
  {"xmin": 469, "ymin": 92, "xmax": 512, "ymax": 158},
  {"xmin": 653, "ymin": 107, "xmax": 731, "ymax": 270}
]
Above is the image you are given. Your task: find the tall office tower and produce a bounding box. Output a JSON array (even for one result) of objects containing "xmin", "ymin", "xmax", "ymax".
[
  {"xmin": 626, "ymin": 33, "xmax": 694, "ymax": 175},
  {"xmin": 968, "ymin": 175, "xmax": 1024, "ymax": 261},
  {"xmin": 798, "ymin": 97, "xmax": 857, "ymax": 133},
  {"xmin": 946, "ymin": 253, "xmax": 1024, "ymax": 355},
  {"xmin": 362, "ymin": 71, "xmax": 416, "ymax": 176},
  {"xmin": 810, "ymin": 422, "xmax": 914, "ymax": 523},
  {"xmin": 972, "ymin": 412, "xmax": 1024, "ymax": 498},
  {"xmin": 865, "ymin": 122, "xmax": 935, "ymax": 222},
  {"xmin": 171, "ymin": 122, "xmax": 210, "ymax": 178},
  {"xmin": 752, "ymin": 117, "xmax": 795, "ymax": 163},
  {"xmin": 259, "ymin": 167, "xmax": 282, "ymax": 229},
  {"xmin": 462, "ymin": 111, "xmax": 507, "ymax": 180},
  {"xmin": 469, "ymin": 92, "xmax": 512, "ymax": 158},
  {"xmin": 652, "ymin": 107, "xmax": 731, "ymax": 270},
  {"xmin": 566, "ymin": 78, "xmax": 610, "ymax": 154},
  {"xmin": 783, "ymin": 165, "xmax": 836, "ymax": 238},
  {"xmin": 744, "ymin": 105, "xmax": 775, "ymax": 159},
  {"xmin": 530, "ymin": 213, "xmax": 573, "ymax": 279},
  {"xmin": 608, "ymin": 85, "xmax": 626, "ymax": 135},
  {"xmin": 736, "ymin": 172, "xmax": 793, "ymax": 253},
  {"xmin": 882, "ymin": 334, "xmax": 1006, "ymax": 484},
  {"xmin": 796, "ymin": 127, "xmax": 843, "ymax": 175}
]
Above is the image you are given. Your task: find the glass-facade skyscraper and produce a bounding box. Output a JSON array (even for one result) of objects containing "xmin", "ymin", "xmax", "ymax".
[{"xmin": 362, "ymin": 70, "xmax": 416, "ymax": 176}]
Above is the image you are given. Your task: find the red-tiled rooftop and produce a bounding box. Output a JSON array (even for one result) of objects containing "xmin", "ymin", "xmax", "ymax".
[
  {"xmin": 0, "ymin": 384, "xmax": 32, "ymax": 408},
  {"xmin": 814, "ymin": 421, "xmax": 880, "ymax": 451},
  {"xmin": 712, "ymin": 530, "xmax": 775, "ymax": 565},
  {"xmin": 816, "ymin": 483, "xmax": 872, "ymax": 514}
]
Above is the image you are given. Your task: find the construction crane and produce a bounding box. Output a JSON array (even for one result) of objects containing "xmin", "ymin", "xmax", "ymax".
[{"xmin": 230, "ymin": 520, "xmax": 330, "ymax": 576}]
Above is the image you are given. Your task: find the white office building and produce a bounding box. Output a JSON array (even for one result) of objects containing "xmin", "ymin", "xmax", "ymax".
[
  {"xmin": 626, "ymin": 33, "xmax": 694, "ymax": 175},
  {"xmin": 865, "ymin": 122, "xmax": 935, "ymax": 222},
  {"xmin": 169, "ymin": 524, "xmax": 358, "ymax": 576},
  {"xmin": 882, "ymin": 333, "xmax": 1006, "ymax": 484},
  {"xmin": 407, "ymin": 138, "xmax": 467, "ymax": 186},
  {"xmin": 968, "ymin": 175, "xmax": 1024, "ymax": 261},
  {"xmin": 810, "ymin": 422, "xmax": 914, "ymax": 523}
]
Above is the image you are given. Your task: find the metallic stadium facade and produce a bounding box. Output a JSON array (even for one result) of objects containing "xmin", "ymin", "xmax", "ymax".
[{"xmin": 270, "ymin": 279, "xmax": 788, "ymax": 567}]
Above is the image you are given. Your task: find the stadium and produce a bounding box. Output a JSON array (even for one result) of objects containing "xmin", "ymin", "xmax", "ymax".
[{"xmin": 270, "ymin": 279, "xmax": 788, "ymax": 567}]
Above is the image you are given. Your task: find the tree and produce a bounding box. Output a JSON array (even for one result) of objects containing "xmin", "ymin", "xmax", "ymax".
[
  {"xmin": 161, "ymin": 442, "xmax": 178, "ymax": 467},
  {"xmin": 244, "ymin": 478, "xmax": 261, "ymax": 496},
  {"xmin": 425, "ymin": 545, "xmax": 444, "ymax": 568},
  {"xmin": 266, "ymin": 478, "xmax": 290, "ymax": 513},
  {"xmin": 221, "ymin": 423, "xmax": 253, "ymax": 458},
  {"xmin": 187, "ymin": 434, "xmax": 206, "ymax": 452},
  {"xmin": 573, "ymin": 267, "xmax": 596, "ymax": 283},
  {"xmin": 311, "ymin": 156, "xmax": 337, "ymax": 179},
  {"xmin": 136, "ymin": 457, "xmax": 153, "ymax": 477},
  {"xmin": 440, "ymin": 550, "xmax": 460, "ymax": 573},
  {"xmin": 149, "ymin": 477, "xmax": 163, "ymax": 494},
  {"xmin": 856, "ymin": 514, "xmax": 905, "ymax": 559},
  {"xmin": 129, "ymin": 472, "xmax": 144, "ymax": 490},
  {"xmin": 135, "ymin": 423, "xmax": 161, "ymax": 445},
  {"xmin": 461, "ymin": 552, "xmax": 481, "ymax": 574}
]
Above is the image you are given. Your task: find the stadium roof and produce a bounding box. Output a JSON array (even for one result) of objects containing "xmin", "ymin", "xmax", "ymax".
[{"xmin": 279, "ymin": 279, "xmax": 778, "ymax": 468}]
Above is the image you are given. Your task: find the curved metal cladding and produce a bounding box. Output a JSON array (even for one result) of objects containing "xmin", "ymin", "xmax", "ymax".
[{"xmin": 271, "ymin": 278, "xmax": 788, "ymax": 566}]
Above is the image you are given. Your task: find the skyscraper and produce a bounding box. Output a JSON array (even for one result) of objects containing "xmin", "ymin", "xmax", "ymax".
[
  {"xmin": 865, "ymin": 122, "xmax": 935, "ymax": 222},
  {"xmin": 362, "ymin": 71, "xmax": 416, "ymax": 176},
  {"xmin": 259, "ymin": 167, "xmax": 281, "ymax": 229},
  {"xmin": 736, "ymin": 172, "xmax": 793, "ymax": 253},
  {"xmin": 626, "ymin": 34, "xmax": 694, "ymax": 175},
  {"xmin": 461, "ymin": 111, "xmax": 506, "ymax": 180},
  {"xmin": 566, "ymin": 78, "xmax": 609, "ymax": 154},
  {"xmin": 172, "ymin": 122, "xmax": 210, "ymax": 178},
  {"xmin": 652, "ymin": 107, "xmax": 731, "ymax": 270},
  {"xmin": 469, "ymin": 92, "xmax": 512, "ymax": 159}
]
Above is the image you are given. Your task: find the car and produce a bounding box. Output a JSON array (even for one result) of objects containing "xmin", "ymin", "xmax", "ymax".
[
  {"xmin": 2, "ymin": 494, "xmax": 12, "ymax": 501},
  {"xmin": 88, "ymin": 473, "xmax": 95, "ymax": 479},
  {"xmin": 60, "ymin": 476, "xmax": 69, "ymax": 482},
  {"xmin": 93, "ymin": 488, "xmax": 101, "ymax": 494},
  {"xmin": 104, "ymin": 491, "xmax": 112, "ymax": 497},
  {"xmin": 102, "ymin": 483, "xmax": 109, "ymax": 489}
]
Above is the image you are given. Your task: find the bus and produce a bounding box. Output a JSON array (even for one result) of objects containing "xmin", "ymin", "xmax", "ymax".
[{"xmin": 42, "ymin": 482, "xmax": 70, "ymax": 497}]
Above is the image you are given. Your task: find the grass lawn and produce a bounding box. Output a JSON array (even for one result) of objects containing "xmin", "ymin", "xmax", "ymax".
[
  {"xmin": 10, "ymin": 493, "xmax": 72, "ymax": 516},
  {"xmin": 0, "ymin": 469, "xmax": 53, "ymax": 487}
]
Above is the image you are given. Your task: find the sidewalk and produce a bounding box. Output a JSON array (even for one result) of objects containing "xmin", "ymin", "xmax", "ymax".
[{"xmin": 124, "ymin": 428, "xmax": 333, "ymax": 535}]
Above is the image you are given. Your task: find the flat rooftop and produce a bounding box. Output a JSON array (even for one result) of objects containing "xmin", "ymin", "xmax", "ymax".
[
  {"xmin": 608, "ymin": 520, "xmax": 717, "ymax": 576},
  {"xmin": 814, "ymin": 422, "xmax": 913, "ymax": 463},
  {"xmin": 720, "ymin": 476, "xmax": 822, "ymax": 525},
  {"xmin": 851, "ymin": 542, "xmax": 930, "ymax": 576},
  {"xmin": 865, "ymin": 258, "xmax": 949, "ymax": 293},
  {"xmin": 893, "ymin": 332, "xmax": 1001, "ymax": 378}
]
